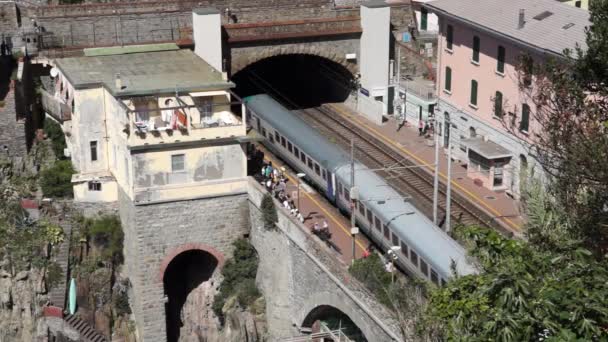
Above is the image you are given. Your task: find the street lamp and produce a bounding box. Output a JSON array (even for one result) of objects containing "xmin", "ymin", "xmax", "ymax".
[
  {"xmin": 387, "ymin": 246, "xmax": 401, "ymax": 283},
  {"xmin": 296, "ymin": 173, "xmax": 306, "ymax": 211}
]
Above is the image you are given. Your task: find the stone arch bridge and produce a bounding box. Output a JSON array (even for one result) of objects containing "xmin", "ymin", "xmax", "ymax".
[{"xmin": 248, "ymin": 180, "xmax": 403, "ymax": 342}]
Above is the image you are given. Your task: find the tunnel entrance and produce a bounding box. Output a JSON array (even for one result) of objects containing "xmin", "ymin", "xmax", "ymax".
[
  {"xmin": 302, "ymin": 305, "xmax": 368, "ymax": 342},
  {"xmin": 163, "ymin": 249, "xmax": 219, "ymax": 342},
  {"xmin": 232, "ymin": 54, "xmax": 355, "ymax": 109}
]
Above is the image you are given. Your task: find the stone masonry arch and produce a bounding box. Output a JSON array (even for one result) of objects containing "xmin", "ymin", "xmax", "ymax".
[
  {"xmin": 228, "ymin": 37, "xmax": 360, "ymax": 77},
  {"xmin": 299, "ymin": 292, "xmax": 371, "ymax": 340},
  {"xmin": 157, "ymin": 242, "xmax": 225, "ymax": 282}
]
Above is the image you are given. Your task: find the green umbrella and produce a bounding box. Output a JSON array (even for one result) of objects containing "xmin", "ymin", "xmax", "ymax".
[{"xmin": 68, "ymin": 278, "xmax": 77, "ymax": 315}]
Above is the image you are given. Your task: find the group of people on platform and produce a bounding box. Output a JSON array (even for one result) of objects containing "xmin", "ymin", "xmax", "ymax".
[{"xmin": 261, "ymin": 162, "xmax": 305, "ymax": 223}]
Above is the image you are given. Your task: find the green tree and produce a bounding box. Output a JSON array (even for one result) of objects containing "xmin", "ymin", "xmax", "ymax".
[
  {"xmin": 212, "ymin": 238, "xmax": 261, "ymax": 324},
  {"xmin": 261, "ymin": 193, "xmax": 278, "ymax": 230},
  {"xmin": 43, "ymin": 119, "xmax": 67, "ymax": 160},
  {"xmin": 40, "ymin": 160, "xmax": 75, "ymax": 198}
]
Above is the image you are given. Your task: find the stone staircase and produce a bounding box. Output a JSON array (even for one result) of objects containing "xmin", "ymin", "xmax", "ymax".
[
  {"xmin": 48, "ymin": 216, "xmax": 72, "ymax": 308},
  {"xmin": 64, "ymin": 314, "xmax": 108, "ymax": 342}
]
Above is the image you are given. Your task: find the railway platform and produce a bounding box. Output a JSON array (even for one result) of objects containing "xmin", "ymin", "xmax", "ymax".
[
  {"xmin": 258, "ymin": 146, "xmax": 371, "ymax": 264},
  {"xmin": 326, "ymin": 103, "xmax": 525, "ymax": 234}
]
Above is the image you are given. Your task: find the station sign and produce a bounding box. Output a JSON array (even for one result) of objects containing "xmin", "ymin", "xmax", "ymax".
[{"xmin": 360, "ymin": 88, "xmax": 370, "ymax": 97}]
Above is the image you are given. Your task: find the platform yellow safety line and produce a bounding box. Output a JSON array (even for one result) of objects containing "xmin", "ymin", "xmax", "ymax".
[
  {"xmin": 264, "ymin": 156, "xmax": 367, "ymax": 254},
  {"xmin": 329, "ymin": 104, "xmax": 522, "ymax": 232}
]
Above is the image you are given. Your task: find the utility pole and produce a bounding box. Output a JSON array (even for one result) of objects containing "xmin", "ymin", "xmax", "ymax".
[
  {"xmin": 350, "ymin": 137, "xmax": 357, "ymax": 264},
  {"xmin": 445, "ymin": 116, "xmax": 452, "ymax": 232},
  {"xmin": 432, "ymin": 118, "xmax": 440, "ymax": 225}
]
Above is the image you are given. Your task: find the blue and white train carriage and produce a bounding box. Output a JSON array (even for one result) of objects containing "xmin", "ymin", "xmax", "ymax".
[{"xmin": 245, "ymin": 94, "xmax": 475, "ymax": 284}]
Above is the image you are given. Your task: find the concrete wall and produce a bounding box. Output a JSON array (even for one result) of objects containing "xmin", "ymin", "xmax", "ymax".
[
  {"xmin": 193, "ymin": 9, "xmax": 222, "ymax": 72},
  {"xmin": 0, "ymin": 84, "xmax": 27, "ymax": 165},
  {"xmin": 117, "ymin": 186, "xmax": 250, "ymax": 341},
  {"xmin": 359, "ymin": 3, "xmax": 390, "ymax": 106},
  {"xmin": 248, "ymin": 179, "xmax": 403, "ymax": 342}
]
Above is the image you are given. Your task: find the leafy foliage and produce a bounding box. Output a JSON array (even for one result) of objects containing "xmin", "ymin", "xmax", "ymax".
[
  {"xmin": 40, "ymin": 160, "xmax": 75, "ymax": 198},
  {"xmin": 261, "ymin": 193, "xmax": 278, "ymax": 230},
  {"xmin": 43, "ymin": 119, "xmax": 66, "ymax": 160},
  {"xmin": 429, "ymin": 224, "xmax": 608, "ymax": 341},
  {"xmin": 350, "ymin": 253, "xmax": 441, "ymax": 340},
  {"xmin": 213, "ymin": 238, "xmax": 261, "ymax": 324},
  {"xmin": 81, "ymin": 215, "xmax": 124, "ymax": 265}
]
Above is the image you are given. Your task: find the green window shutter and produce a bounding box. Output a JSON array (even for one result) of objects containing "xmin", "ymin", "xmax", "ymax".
[
  {"xmin": 421, "ymin": 8, "xmax": 428, "ymax": 31},
  {"xmin": 520, "ymin": 104, "xmax": 530, "ymax": 132},
  {"xmin": 446, "ymin": 25, "xmax": 453, "ymax": 50},
  {"xmin": 445, "ymin": 67, "xmax": 452, "ymax": 91},
  {"xmin": 472, "ymin": 36, "xmax": 480, "ymax": 62},
  {"xmin": 470, "ymin": 80, "xmax": 478, "ymax": 105},
  {"xmin": 494, "ymin": 91, "xmax": 503, "ymax": 117},
  {"xmin": 497, "ymin": 46, "xmax": 505, "ymax": 73}
]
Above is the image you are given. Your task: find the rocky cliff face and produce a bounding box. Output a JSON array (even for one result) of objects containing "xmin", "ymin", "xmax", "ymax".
[{"xmin": 0, "ymin": 266, "xmax": 48, "ymax": 342}]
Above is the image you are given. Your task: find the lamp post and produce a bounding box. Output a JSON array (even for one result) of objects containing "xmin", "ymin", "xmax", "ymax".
[
  {"xmin": 387, "ymin": 246, "xmax": 401, "ymax": 284},
  {"xmin": 296, "ymin": 173, "xmax": 306, "ymax": 211}
]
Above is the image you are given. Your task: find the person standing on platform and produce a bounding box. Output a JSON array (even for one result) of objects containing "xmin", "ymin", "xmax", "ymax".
[{"xmin": 418, "ymin": 120, "xmax": 424, "ymax": 136}]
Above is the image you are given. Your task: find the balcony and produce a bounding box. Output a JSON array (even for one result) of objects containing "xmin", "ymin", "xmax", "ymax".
[
  {"xmin": 40, "ymin": 88, "xmax": 72, "ymax": 122},
  {"xmin": 125, "ymin": 91, "xmax": 246, "ymax": 148}
]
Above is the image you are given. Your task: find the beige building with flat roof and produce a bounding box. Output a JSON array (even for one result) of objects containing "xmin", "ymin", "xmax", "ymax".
[{"xmin": 44, "ymin": 44, "xmax": 249, "ymax": 204}]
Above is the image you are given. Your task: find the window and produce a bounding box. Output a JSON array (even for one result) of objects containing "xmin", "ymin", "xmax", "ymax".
[
  {"xmin": 322, "ymin": 169, "xmax": 327, "ymax": 181},
  {"xmin": 383, "ymin": 224, "xmax": 390, "ymax": 239},
  {"xmin": 520, "ymin": 104, "xmax": 530, "ymax": 132},
  {"xmin": 262, "ymin": 127, "xmax": 267, "ymax": 137},
  {"xmin": 410, "ymin": 250, "xmax": 419, "ymax": 266},
  {"xmin": 446, "ymin": 24, "xmax": 453, "ymax": 50},
  {"xmin": 470, "ymin": 80, "xmax": 478, "ymax": 106},
  {"xmin": 314, "ymin": 163, "xmax": 320, "ymax": 176},
  {"xmin": 494, "ymin": 91, "xmax": 503, "ymax": 117},
  {"xmin": 400, "ymin": 241, "xmax": 409, "ymax": 257},
  {"xmin": 307, "ymin": 157, "xmax": 313, "ymax": 169},
  {"xmin": 280, "ymin": 136, "xmax": 286, "ymax": 148},
  {"xmin": 300, "ymin": 152, "xmax": 306, "ymax": 163},
  {"xmin": 366, "ymin": 209, "xmax": 373, "ymax": 223},
  {"xmin": 420, "ymin": 260, "xmax": 429, "ymax": 277},
  {"xmin": 497, "ymin": 45, "xmax": 505, "ymax": 73},
  {"xmin": 441, "ymin": 278, "xmax": 447, "ymax": 287},
  {"xmin": 575, "ymin": 0, "xmax": 581, "ymax": 7},
  {"xmin": 374, "ymin": 217, "xmax": 382, "ymax": 231},
  {"xmin": 421, "ymin": 7, "xmax": 428, "ymax": 31},
  {"xmin": 294, "ymin": 146, "xmax": 299, "ymax": 158},
  {"xmin": 275, "ymin": 131, "xmax": 280, "ymax": 142},
  {"xmin": 88, "ymin": 181, "xmax": 102, "ymax": 191},
  {"xmin": 344, "ymin": 189, "xmax": 350, "ymax": 201},
  {"xmin": 171, "ymin": 154, "xmax": 185, "ymax": 172},
  {"xmin": 90, "ymin": 141, "xmax": 98, "ymax": 162},
  {"xmin": 391, "ymin": 232, "xmax": 399, "ymax": 246},
  {"xmin": 444, "ymin": 67, "xmax": 452, "ymax": 92},
  {"xmin": 472, "ymin": 36, "xmax": 480, "ymax": 63},
  {"xmin": 431, "ymin": 269, "xmax": 439, "ymax": 285},
  {"xmin": 337, "ymin": 182, "xmax": 343, "ymax": 197},
  {"xmin": 287, "ymin": 141, "xmax": 293, "ymax": 153},
  {"xmin": 359, "ymin": 203, "xmax": 366, "ymax": 216}
]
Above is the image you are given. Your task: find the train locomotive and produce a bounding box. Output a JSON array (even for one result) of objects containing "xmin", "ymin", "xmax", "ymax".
[{"xmin": 245, "ymin": 94, "xmax": 475, "ymax": 284}]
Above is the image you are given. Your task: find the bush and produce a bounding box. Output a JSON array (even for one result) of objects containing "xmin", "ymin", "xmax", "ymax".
[
  {"xmin": 261, "ymin": 193, "xmax": 277, "ymax": 230},
  {"xmin": 40, "ymin": 160, "xmax": 74, "ymax": 198},
  {"xmin": 213, "ymin": 238, "xmax": 261, "ymax": 324},
  {"xmin": 46, "ymin": 261, "xmax": 63, "ymax": 290},
  {"xmin": 87, "ymin": 215, "xmax": 124, "ymax": 265},
  {"xmin": 349, "ymin": 253, "xmax": 393, "ymax": 306},
  {"xmin": 44, "ymin": 119, "xmax": 67, "ymax": 159}
]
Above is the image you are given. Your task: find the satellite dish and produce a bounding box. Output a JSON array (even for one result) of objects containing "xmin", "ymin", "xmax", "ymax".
[{"xmin": 50, "ymin": 68, "xmax": 58, "ymax": 78}]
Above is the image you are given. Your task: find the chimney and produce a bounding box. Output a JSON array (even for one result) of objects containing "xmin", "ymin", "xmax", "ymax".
[
  {"xmin": 518, "ymin": 9, "xmax": 525, "ymax": 29},
  {"xmin": 115, "ymin": 73, "xmax": 122, "ymax": 90}
]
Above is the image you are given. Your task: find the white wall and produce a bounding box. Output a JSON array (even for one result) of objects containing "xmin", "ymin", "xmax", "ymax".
[
  {"xmin": 359, "ymin": 3, "xmax": 390, "ymax": 112},
  {"xmin": 192, "ymin": 8, "xmax": 223, "ymax": 72}
]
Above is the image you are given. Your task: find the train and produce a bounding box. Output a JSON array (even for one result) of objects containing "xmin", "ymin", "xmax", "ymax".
[{"xmin": 244, "ymin": 94, "xmax": 475, "ymax": 285}]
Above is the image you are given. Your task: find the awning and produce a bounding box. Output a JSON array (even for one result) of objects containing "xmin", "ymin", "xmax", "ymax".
[
  {"xmin": 463, "ymin": 137, "xmax": 512, "ymax": 160},
  {"xmin": 237, "ymin": 129, "xmax": 266, "ymax": 143}
]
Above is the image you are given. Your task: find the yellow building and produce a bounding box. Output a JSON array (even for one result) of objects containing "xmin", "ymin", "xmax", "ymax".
[{"xmin": 45, "ymin": 44, "xmax": 249, "ymax": 204}]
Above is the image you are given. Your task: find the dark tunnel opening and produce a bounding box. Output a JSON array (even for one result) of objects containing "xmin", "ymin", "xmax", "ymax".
[
  {"xmin": 163, "ymin": 250, "xmax": 218, "ymax": 342},
  {"xmin": 232, "ymin": 54, "xmax": 355, "ymax": 109},
  {"xmin": 302, "ymin": 305, "xmax": 368, "ymax": 342}
]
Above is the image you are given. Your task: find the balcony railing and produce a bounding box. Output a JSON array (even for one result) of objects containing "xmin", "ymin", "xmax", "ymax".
[{"xmin": 40, "ymin": 88, "xmax": 72, "ymax": 122}]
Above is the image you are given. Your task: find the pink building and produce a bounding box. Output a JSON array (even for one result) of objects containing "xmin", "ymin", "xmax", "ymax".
[{"xmin": 425, "ymin": 0, "xmax": 589, "ymax": 197}]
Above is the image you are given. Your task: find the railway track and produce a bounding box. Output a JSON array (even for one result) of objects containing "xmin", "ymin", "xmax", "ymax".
[{"xmin": 298, "ymin": 106, "xmax": 511, "ymax": 235}]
